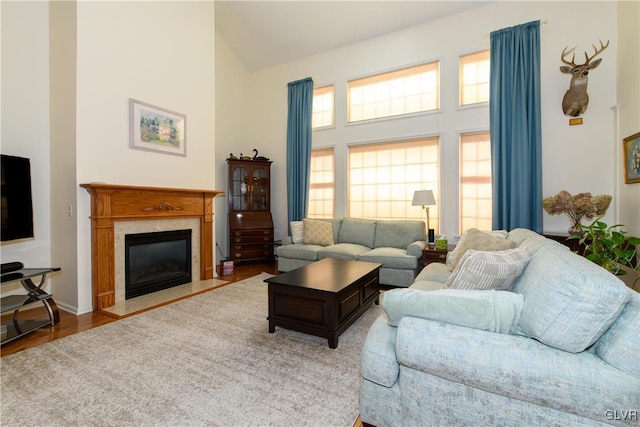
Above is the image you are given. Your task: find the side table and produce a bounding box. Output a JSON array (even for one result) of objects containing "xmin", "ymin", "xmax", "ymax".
[
  {"xmin": 1, "ymin": 267, "xmax": 60, "ymax": 345},
  {"xmin": 422, "ymin": 244, "xmax": 455, "ymax": 267}
]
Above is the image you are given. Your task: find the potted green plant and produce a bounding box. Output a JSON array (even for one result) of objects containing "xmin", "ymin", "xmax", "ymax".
[{"xmin": 570, "ymin": 219, "xmax": 640, "ymax": 291}]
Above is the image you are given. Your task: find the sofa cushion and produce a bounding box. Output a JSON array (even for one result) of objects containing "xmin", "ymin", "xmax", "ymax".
[
  {"xmin": 415, "ymin": 262, "xmax": 451, "ymax": 284},
  {"xmin": 290, "ymin": 221, "xmax": 304, "ymax": 244},
  {"xmin": 358, "ymin": 247, "xmax": 419, "ymax": 269},
  {"xmin": 303, "ymin": 219, "xmax": 335, "ymax": 246},
  {"xmin": 594, "ymin": 291, "xmax": 639, "ymax": 378},
  {"xmin": 276, "ymin": 243, "xmax": 321, "ymax": 261},
  {"xmin": 383, "ymin": 288, "xmax": 523, "ymax": 334},
  {"xmin": 446, "ymin": 248, "xmax": 531, "ymax": 291},
  {"xmin": 373, "ymin": 220, "xmax": 426, "ymax": 249},
  {"xmin": 447, "ymin": 228, "xmax": 514, "ymax": 271},
  {"xmin": 507, "ymin": 228, "xmax": 571, "ymax": 257},
  {"xmin": 338, "ymin": 218, "xmax": 376, "ymax": 248},
  {"xmin": 318, "ymin": 243, "xmax": 370, "ymax": 260},
  {"xmin": 512, "ymin": 247, "xmax": 630, "ymax": 353}
]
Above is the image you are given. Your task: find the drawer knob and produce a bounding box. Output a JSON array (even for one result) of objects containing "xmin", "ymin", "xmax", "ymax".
[
  {"xmin": 234, "ymin": 252, "xmax": 242, "ymax": 258},
  {"xmin": 235, "ymin": 238, "xmax": 242, "ymax": 243}
]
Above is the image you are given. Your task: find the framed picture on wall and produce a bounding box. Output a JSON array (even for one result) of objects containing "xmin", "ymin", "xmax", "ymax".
[
  {"xmin": 623, "ymin": 132, "xmax": 640, "ymax": 184},
  {"xmin": 129, "ymin": 99, "xmax": 186, "ymax": 156}
]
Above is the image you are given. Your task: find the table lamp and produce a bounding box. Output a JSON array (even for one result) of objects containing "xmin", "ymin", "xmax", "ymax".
[{"xmin": 412, "ymin": 190, "xmax": 436, "ymax": 244}]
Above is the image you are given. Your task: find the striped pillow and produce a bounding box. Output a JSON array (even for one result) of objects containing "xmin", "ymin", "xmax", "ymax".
[
  {"xmin": 290, "ymin": 221, "xmax": 304, "ymax": 244},
  {"xmin": 446, "ymin": 248, "xmax": 531, "ymax": 291},
  {"xmin": 446, "ymin": 228, "xmax": 512, "ymax": 271}
]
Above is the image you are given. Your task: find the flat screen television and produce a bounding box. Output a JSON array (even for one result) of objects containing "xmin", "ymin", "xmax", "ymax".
[{"xmin": 1, "ymin": 154, "xmax": 35, "ymax": 241}]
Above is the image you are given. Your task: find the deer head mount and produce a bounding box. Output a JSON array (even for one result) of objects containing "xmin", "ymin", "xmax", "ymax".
[{"xmin": 560, "ymin": 39, "xmax": 609, "ymax": 117}]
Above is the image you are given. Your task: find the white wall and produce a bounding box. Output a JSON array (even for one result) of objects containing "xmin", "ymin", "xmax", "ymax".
[
  {"xmin": 2, "ymin": 1, "xmax": 217, "ymax": 314},
  {"xmin": 74, "ymin": 1, "xmax": 217, "ymax": 313},
  {"xmin": 214, "ymin": 35, "xmax": 253, "ymax": 261},
  {"xmin": 1, "ymin": 1, "xmax": 52, "ymax": 295},
  {"xmin": 49, "ymin": 0, "xmax": 78, "ymax": 314},
  {"xmin": 216, "ymin": 1, "xmax": 627, "ymax": 247},
  {"xmin": 617, "ymin": 1, "xmax": 640, "ymax": 237}
]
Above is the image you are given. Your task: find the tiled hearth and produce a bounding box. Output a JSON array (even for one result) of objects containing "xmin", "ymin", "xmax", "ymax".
[{"xmin": 102, "ymin": 218, "xmax": 227, "ymax": 317}]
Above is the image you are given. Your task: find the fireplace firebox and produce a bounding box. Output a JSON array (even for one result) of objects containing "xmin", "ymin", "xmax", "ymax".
[{"xmin": 125, "ymin": 229, "xmax": 192, "ymax": 299}]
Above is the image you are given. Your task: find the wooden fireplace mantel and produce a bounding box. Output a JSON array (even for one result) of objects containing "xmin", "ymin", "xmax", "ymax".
[{"xmin": 80, "ymin": 183, "xmax": 224, "ymax": 311}]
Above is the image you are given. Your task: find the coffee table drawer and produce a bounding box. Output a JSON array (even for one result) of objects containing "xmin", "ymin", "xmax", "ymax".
[
  {"xmin": 361, "ymin": 271, "xmax": 379, "ymax": 302},
  {"xmin": 272, "ymin": 292, "xmax": 326, "ymax": 326},
  {"xmin": 338, "ymin": 289, "xmax": 360, "ymax": 323}
]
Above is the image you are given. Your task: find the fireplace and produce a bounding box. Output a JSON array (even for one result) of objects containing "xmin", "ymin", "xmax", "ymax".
[
  {"xmin": 125, "ymin": 229, "xmax": 192, "ymax": 299},
  {"xmin": 81, "ymin": 183, "xmax": 224, "ymax": 312}
]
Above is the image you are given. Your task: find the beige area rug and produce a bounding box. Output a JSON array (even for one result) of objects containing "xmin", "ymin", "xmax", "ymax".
[{"xmin": 1, "ymin": 273, "xmax": 383, "ymax": 427}]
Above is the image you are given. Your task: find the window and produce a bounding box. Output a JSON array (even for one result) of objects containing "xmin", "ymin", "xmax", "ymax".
[
  {"xmin": 460, "ymin": 131, "xmax": 492, "ymax": 232},
  {"xmin": 312, "ymin": 85, "xmax": 334, "ymax": 129},
  {"xmin": 348, "ymin": 138, "xmax": 440, "ymax": 231},
  {"xmin": 308, "ymin": 147, "xmax": 335, "ymax": 218},
  {"xmin": 459, "ymin": 50, "xmax": 490, "ymax": 106},
  {"xmin": 348, "ymin": 61, "xmax": 440, "ymax": 123}
]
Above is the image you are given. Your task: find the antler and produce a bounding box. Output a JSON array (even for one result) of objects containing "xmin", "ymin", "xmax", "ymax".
[
  {"xmin": 561, "ymin": 46, "xmax": 577, "ymax": 67},
  {"xmin": 584, "ymin": 39, "xmax": 609, "ymax": 64}
]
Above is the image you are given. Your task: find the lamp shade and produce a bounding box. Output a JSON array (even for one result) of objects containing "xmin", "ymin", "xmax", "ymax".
[{"xmin": 411, "ymin": 190, "xmax": 436, "ymax": 207}]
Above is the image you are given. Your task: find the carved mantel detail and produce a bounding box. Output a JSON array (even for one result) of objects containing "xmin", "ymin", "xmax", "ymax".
[
  {"xmin": 80, "ymin": 183, "xmax": 224, "ymax": 312},
  {"xmin": 141, "ymin": 201, "xmax": 183, "ymax": 211}
]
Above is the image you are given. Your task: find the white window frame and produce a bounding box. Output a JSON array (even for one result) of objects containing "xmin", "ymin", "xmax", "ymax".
[
  {"xmin": 347, "ymin": 61, "xmax": 441, "ymax": 123},
  {"xmin": 459, "ymin": 50, "xmax": 490, "ymax": 107},
  {"xmin": 308, "ymin": 147, "xmax": 335, "ymax": 218},
  {"xmin": 347, "ymin": 137, "xmax": 440, "ymax": 231},
  {"xmin": 312, "ymin": 85, "xmax": 334, "ymax": 129},
  {"xmin": 459, "ymin": 130, "xmax": 492, "ymax": 233}
]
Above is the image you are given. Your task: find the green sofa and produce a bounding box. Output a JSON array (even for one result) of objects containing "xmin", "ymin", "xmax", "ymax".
[{"xmin": 276, "ymin": 218, "xmax": 427, "ymax": 287}]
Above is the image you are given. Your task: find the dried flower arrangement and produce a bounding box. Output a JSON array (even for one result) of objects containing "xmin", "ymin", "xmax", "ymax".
[{"xmin": 541, "ymin": 190, "xmax": 612, "ymax": 235}]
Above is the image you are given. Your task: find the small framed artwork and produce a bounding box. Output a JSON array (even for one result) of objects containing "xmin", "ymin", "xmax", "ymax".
[
  {"xmin": 129, "ymin": 98, "xmax": 186, "ymax": 156},
  {"xmin": 623, "ymin": 131, "xmax": 640, "ymax": 184}
]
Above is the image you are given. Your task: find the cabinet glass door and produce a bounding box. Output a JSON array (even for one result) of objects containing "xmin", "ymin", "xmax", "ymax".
[
  {"xmin": 232, "ymin": 166, "xmax": 249, "ymax": 211},
  {"xmin": 251, "ymin": 167, "xmax": 268, "ymax": 210}
]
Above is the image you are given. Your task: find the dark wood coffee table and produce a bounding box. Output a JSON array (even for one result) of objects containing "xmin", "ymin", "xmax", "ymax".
[{"xmin": 264, "ymin": 258, "xmax": 381, "ymax": 348}]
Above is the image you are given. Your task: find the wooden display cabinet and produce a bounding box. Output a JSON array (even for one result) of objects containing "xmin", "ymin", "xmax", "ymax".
[{"xmin": 226, "ymin": 159, "xmax": 274, "ymax": 263}]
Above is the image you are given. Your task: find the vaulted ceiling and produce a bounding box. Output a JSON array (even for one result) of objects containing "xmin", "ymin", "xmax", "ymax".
[{"xmin": 215, "ymin": 1, "xmax": 491, "ymax": 71}]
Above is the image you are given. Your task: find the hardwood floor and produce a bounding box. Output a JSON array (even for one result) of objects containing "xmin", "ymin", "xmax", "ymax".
[{"xmin": 1, "ymin": 262, "xmax": 278, "ymax": 358}]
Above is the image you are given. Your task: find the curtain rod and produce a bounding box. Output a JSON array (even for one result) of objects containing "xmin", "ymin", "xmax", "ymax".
[{"xmin": 483, "ymin": 20, "xmax": 548, "ymax": 44}]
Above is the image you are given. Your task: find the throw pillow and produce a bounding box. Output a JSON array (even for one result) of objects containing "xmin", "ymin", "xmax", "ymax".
[
  {"xmin": 303, "ymin": 219, "xmax": 334, "ymax": 246},
  {"xmin": 290, "ymin": 221, "xmax": 304, "ymax": 244},
  {"xmin": 446, "ymin": 229, "xmax": 508, "ymax": 270},
  {"xmin": 447, "ymin": 228, "xmax": 514, "ymax": 271},
  {"xmin": 446, "ymin": 248, "xmax": 532, "ymax": 291}
]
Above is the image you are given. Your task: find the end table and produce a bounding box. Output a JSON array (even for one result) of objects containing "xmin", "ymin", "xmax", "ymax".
[{"xmin": 422, "ymin": 245, "xmax": 455, "ymax": 267}]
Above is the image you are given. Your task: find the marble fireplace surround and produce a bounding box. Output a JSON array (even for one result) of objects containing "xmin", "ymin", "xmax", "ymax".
[
  {"xmin": 114, "ymin": 218, "xmax": 200, "ymax": 304},
  {"xmin": 81, "ymin": 183, "xmax": 224, "ymax": 313}
]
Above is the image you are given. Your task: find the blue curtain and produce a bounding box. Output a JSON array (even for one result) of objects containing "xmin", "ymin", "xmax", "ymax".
[
  {"xmin": 286, "ymin": 77, "xmax": 314, "ymax": 226},
  {"xmin": 490, "ymin": 21, "xmax": 542, "ymax": 232}
]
